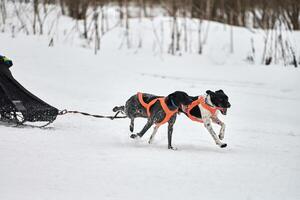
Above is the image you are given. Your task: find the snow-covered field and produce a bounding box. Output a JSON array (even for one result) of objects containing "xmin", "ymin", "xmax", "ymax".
[{"xmin": 1, "ymin": 18, "xmax": 300, "ymax": 200}]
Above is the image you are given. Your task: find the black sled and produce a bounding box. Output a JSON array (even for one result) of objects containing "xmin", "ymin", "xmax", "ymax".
[{"xmin": 0, "ymin": 55, "xmax": 58, "ymax": 126}]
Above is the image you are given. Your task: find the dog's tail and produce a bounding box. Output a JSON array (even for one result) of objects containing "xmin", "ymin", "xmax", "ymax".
[{"xmin": 112, "ymin": 105, "xmax": 125, "ymax": 113}]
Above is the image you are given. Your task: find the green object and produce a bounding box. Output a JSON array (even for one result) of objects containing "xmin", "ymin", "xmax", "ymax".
[
  {"xmin": 0, "ymin": 55, "xmax": 13, "ymax": 67},
  {"xmin": 2, "ymin": 56, "xmax": 11, "ymax": 62}
]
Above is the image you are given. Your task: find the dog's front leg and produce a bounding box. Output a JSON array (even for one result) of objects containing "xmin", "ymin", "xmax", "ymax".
[
  {"xmin": 130, "ymin": 119, "xmax": 153, "ymax": 139},
  {"xmin": 204, "ymin": 119, "xmax": 227, "ymax": 148},
  {"xmin": 167, "ymin": 115, "xmax": 177, "ymax": 150},
  {"xmin": 129, "ymin": 118, "xmax": 135, "ymax": 132},
  {"xmin": 211, "ymin": 116, "xmax": 226, "ymax": 140}
]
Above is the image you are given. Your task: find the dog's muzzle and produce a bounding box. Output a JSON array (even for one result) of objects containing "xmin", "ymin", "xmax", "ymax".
[
  {"xmin": 220, "ymin": 102, "xmax": 230, "ymax": 115},
  {"xmin": 220, "ymin": 108, "xmax": 227, "ymax": 115}
]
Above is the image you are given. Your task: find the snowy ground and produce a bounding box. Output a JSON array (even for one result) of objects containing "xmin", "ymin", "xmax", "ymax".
[{"xmin": 1, "ymin": 27, "xmax": 300, "ymax": 200}]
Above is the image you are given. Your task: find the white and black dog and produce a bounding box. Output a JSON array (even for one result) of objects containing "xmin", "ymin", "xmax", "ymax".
[{"xmin": 182, "ymin": 90, "xmax": 231, "ymax": 148}]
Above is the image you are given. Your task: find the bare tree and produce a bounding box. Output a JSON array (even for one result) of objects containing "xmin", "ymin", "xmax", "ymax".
[
  {"xmin": 12, "ymin": 0, "xmax": 30, "ymax": 35},
  {"xmin": 93, "ymin": 6, "xmax": 100, "ymax": 54},
  {"xmin": 0, "ymin": 0, "xmax": 7, "ymax": 30},
  {"xmin": 167, "ymin": 0, "xmax": 180, "ymax": 55},
  {"xmin": 3, "ymin": 0, "xmax": 299, "ymax": 64}
]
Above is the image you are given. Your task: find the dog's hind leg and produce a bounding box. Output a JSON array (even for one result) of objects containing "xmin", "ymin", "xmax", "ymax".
[
  {"xmin": 130, "ymin": 118, "xmax": 134, "ymax": 132},
  {"xmin": 130, "ymin": 119, "xmax": 153, "ymax": 139},
  {"xmin": 148, "ymin": 125, "xmax": 159, "ymax": 144}
]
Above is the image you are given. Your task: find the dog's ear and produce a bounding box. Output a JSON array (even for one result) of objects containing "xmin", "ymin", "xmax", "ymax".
[
  {"xmin": 206, "ymin": 90, "xmax": 214, "ymax": 95},
  {"xmin": 216, "ymin": 89, "xmax": 224, "ymax": 94}
]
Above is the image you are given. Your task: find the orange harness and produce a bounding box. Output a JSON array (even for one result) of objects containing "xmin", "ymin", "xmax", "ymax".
[
  {"xmin": 137, "ymin": 92, "xmax": 178, "ymax": 126},
  {"xmin": 186, "ymin": 96, "xmax": 221, "ymax": 123}
]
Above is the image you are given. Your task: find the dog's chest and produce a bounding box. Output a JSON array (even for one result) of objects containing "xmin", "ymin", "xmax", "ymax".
[{"xmin": 198, "ymin": 104, "xmax": 216, "ymax": 119}]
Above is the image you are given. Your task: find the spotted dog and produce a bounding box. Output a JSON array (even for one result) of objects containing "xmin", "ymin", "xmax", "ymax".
[
  {"xmin": 113, "ymin": 91, "xmax": 193, "ymax": 149},
  {"xmin": 182, "ymin": 90, "xmax": 231, "ymax": 148}
]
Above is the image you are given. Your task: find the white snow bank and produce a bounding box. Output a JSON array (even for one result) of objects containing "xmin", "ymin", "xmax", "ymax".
[{"xmin": 0, "ymin": 20, "xmax": 300, "ymax": 200}]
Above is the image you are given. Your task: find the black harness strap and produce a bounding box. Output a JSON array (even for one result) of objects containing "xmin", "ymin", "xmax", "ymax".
[{"xmin": 59, "ymin": 109, "xmax": 127, "ymax": 120}]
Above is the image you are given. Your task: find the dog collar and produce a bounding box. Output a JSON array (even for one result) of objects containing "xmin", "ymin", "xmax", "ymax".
[
  {"xmin": 205, "ymin": 95, "xmax": 225, "ymax": 112},
  {"xmin": 170, "ymin": 98, "xmax": 177, "ymax": 108}
]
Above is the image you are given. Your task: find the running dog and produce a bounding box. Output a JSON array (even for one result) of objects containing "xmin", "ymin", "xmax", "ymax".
[
  {"xmin": 182, "ymin": 89, "xmax": 231, "ymax": 148},
  {"xmin": 113, "ymin": 91, "xmax": 193, "ymax": 150}
]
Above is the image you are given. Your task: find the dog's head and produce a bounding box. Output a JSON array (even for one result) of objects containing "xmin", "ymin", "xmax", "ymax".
[
  {"xmin": 206, "ymin": 90, "xmax": 231, "ymax": 115},
  {"xmin": 167, "ymin": 91, "xmax": 193, "ymax": 111}
]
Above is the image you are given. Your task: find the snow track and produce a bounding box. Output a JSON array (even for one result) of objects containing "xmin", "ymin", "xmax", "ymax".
[{"xmin": 1, "ymin": 30, "xmax": 300, "ymax": 200}]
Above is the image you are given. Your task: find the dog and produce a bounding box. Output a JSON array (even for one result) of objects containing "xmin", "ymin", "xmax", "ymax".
[
  {"xmin": 181, "ymin": 89, "xmax": 231, "ymax": 148},
  {"xmin": 113, "ymin": 91, "xmax": 193, "ymax": 150}
]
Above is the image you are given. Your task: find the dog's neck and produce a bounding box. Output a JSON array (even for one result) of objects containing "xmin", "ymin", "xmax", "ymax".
[
  {"xmin": 165, "ymin": 97, "xmax": 178, "ymax": 110},
  {"xmin": 205, "ymin": 95, "xmax": 216, "ymax": 107}
]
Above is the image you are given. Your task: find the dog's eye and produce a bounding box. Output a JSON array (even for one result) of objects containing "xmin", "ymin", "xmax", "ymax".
[{"xmin": 220, "ymin": 99, "xmax": 226, "ymax": 104}]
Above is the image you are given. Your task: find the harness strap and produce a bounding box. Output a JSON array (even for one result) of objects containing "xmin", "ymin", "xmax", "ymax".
[
  {"xmin": 186, "ymin": 96, "xmax": 221, "ymax": 123},
  {"xmin": 58, "ymin": 110, "xmax": 127, "ymax": 120},
  {"xmin": 186, "ymin": 97, "xmax": 205, "ymax": 123},
  {"xmin": 155, "ymin": 98, "xmax": 178, "ymax": 126},
  {"xmin": 137, "ymin": 92, "xmax": 158, "ymax": 117},
  {"xmin": 137, "ymin": 92, "xmax": 178, "ymax": 126}
]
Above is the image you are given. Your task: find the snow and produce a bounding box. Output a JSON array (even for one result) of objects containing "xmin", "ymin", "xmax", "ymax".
[{"xmin": 1, "ymin": 14, "xmax": 300, "ymax": 200}]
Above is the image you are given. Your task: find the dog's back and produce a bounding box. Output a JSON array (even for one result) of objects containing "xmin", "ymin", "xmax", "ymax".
[{"xmin": 125, "ymin": 93, "xmax": 161, "ymax": 118}]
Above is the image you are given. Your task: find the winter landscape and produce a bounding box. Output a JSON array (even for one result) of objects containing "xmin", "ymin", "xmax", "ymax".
[{"xmin": 0, "ymin": 0, "xmax": 300, "ymax": 200}]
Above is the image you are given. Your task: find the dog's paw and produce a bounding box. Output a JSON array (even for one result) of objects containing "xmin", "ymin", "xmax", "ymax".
[
  {"xmin": 220, "ymin": 143, "xmax": 227, "ymax": 148},
  {"xmin": 168, "ymin": 146, "xmax": 178, "ymax": 150},
  {"xmin": 130, "ymin": 134, "xmax": 140, "ymax": 139},
  {"xmin": 129, "ymin": 126, "xmax": 134, "ymax": 132}
]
